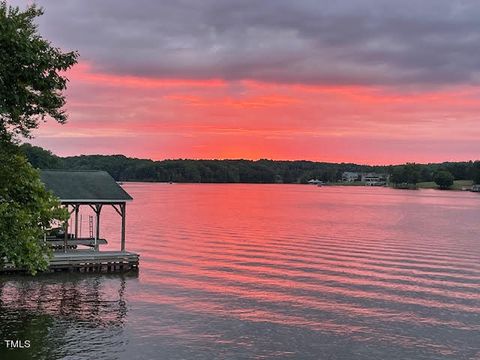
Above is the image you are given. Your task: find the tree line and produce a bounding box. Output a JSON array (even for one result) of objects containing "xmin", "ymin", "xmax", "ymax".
[
  {"xmin": 21, "ymin": 144, "xmax": 480, "ymax": 186},
  {"xmin": 389, "ymin": 162, "xmax": 480, "ymax": 188}
]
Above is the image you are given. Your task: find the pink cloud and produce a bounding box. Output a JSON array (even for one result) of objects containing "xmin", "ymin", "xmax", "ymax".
[{"xmin": 32, "ymin": 62, "xmax": 480, "ymax": 164}]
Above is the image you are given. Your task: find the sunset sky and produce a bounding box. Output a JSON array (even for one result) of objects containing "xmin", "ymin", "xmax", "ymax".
[{"xmin": 14, "ymin": 0, "xmax": 480, "ymax": 164}]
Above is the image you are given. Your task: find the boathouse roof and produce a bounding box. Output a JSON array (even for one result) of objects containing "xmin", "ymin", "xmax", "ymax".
[{"xmin": 40, "ymin": 170, "xmax": 132, "ymax": 203}]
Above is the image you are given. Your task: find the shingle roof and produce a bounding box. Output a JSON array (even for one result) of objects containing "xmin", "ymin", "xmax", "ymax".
[{"xmin": 40, "ymin": 170, "xmax": 132, "ymax": 202}]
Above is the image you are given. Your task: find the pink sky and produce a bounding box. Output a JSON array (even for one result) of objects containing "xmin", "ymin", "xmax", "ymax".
[
  {"xmin": 32, "ymin": 62, "xmax": 480, "ymax": 164},
  {"xmin": 24, "ymin": 0, "xmax": 480, "ymax": 164}
]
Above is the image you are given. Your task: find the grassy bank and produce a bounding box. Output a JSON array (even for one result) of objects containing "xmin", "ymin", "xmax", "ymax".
[
  {"xmin": 416, "ymin": 180, "xmax": 473, "ymax": 190},
  {"xmin": 328, "ymin": 181, "xmax": 367, "ymax": 186},
  {"xmin": 326, "ymin": 180, "xmax": 474, "ymax": 190}
]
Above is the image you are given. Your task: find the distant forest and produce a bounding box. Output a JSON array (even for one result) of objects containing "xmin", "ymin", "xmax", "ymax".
[{"xmin": 21, "ymin": 144, "xmax": 480, "ymax": 184}]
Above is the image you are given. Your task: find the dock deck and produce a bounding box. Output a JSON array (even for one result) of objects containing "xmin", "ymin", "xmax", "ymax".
[
  {"xmin": 50, "ymin": 250, "xmax": 139, "ymax": 272},
  {"xmin": 1, "ymin": 250, "xmax": 139, "ymax": 273},
  {"xmin": 46, "ymin": 237, "xmax": 108, "ymax": 248}
]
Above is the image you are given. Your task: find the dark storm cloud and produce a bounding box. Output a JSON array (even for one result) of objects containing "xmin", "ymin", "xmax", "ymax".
[{"xmin": 21, "ymin": 0, "xmax": 480, "ymax": 86}]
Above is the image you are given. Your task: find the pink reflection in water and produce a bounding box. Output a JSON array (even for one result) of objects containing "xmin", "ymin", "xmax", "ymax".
[{"xmin": 96, "ymin": 184, "xmax": 480, "ymax": 357}]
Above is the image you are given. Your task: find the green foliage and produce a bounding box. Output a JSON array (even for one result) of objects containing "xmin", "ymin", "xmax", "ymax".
[
  {"xmin": 0, "ymin": 144, "xmax": 68, "ymax": 274},
  {"xmin": 420, "ymin": 167, "xmax": 433, "ymax": 182},
  {"xmin": 0, "ymin": 2, "xmax": 78, "ymax": 140},
  {"xmin": 22, "ymin": 144, "xmax": 480, "ymax": 185},
  {"xmin": 472, "ymin": 161, "xmax": 480, "ymax": 184},
  {"xmin": 23, "ymin": 144, "xmax": 388, "ymax": 183},
  {"xmin": 390, "ymin": 167, "xmax": 405, "ymax": 185},
  {"xmin": 0, "ymin": 3, "xmax": 74, "ymax": 274},
  {"xmin": 20, "ymin": 143, "xmax": 64, "ymax": 169},
  {"xmin": 390, "ymin": 163, "xmax": 421, "ymax": 186},
  {"xmin": 433, "ymin": 170, "xmax": 454, "ymax": 189}
]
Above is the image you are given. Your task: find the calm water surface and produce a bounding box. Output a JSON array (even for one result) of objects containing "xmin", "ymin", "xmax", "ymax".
[{"xmin": 1, "ymin": 184, "xmax": 480, "ymax": 359}]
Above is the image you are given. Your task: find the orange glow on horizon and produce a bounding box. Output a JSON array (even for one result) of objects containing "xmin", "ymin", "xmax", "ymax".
[{"xmin": 33, "ymin": 61, "xmax": 480, "ymax": 165}]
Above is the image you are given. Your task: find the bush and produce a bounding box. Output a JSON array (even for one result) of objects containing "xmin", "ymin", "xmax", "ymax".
[
  {"xmin": 433, "ymin": 170, "xmax": 454, "ymax": 190},
  {"xmin": 0, "ymin": 145, "xmax": 68, "ymax": 274}
]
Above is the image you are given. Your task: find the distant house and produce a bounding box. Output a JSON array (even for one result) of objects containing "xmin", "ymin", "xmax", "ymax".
[
  {"xmin": 361, "ymin": 173, "xmax": 388, "ymax": 186},
  {"xmin": 471, "ymin": 184, "xmax": 480, "ymax": 192},
  {"xmin": 342, "ymin": 172, "xmax": 360, "ymax": 182}
]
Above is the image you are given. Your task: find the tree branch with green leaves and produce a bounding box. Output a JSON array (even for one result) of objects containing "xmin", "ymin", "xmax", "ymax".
[
  {"xmin": 0, "ymin": 2, "xmax": 77, "ymax": 274},
  {"xmin": 0, "ymin": 1, "xmax": 78, "ymax": 140}
]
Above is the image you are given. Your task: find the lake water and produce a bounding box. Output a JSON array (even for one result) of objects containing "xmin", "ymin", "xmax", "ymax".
[{"xmin": 1, "ymin": 184, "xmax": 480, "ymax": 359}]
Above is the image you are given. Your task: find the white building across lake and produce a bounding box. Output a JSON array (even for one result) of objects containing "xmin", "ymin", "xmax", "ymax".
[
  {"xmin": 361, "ymin": 173, "xmax": 388, "ymax": 186},
  {"xmin": 341, "ymin": 171, "xmax": 388, "ymax": 186},
  {"xmin": 341, "ymin": 172, "xmax": 361, "ymax": 182}
]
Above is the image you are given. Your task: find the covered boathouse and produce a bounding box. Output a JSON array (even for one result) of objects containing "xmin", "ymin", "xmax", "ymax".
[{"xmin": 37, "ymin": 170, "xmax": 139, "ymax": 272}]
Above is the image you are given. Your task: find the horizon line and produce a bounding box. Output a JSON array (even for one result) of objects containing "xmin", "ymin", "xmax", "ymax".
[{"xmin": 26, "ymin": 144, "xmax": 480, "ymax": 168}]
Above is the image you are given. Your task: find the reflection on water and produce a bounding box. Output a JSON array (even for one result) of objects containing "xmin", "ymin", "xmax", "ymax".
[
  {"xmin": 1, "ymin": 184, "xmax": 480, "ymax": 359},
  {"xmin": 0, "ymin": 273, "xmax": 134, "ymax": 360}
]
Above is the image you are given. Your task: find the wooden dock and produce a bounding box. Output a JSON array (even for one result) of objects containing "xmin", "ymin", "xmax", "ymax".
[
  {"xmin": 2, "ymin": 171, "xmax": 140, "ymax": 275},
  {"xmin": 50, "ymin": 250, "xmax": 139, "ymax": 272},
  {"xmin": 1, "ymin": 250, "xmax": 139, "ymax": 274}
]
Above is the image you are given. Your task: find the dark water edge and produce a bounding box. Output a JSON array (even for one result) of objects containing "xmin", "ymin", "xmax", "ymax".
[
  {"xmin": 1, "ymin": 184, "xmax": 480, "ymax": 359},
  {"xmin": 4, "ymin": 270, "xmax": 475, "ymax": 360},
  {"xmin": 0, "ymin": 272, "xmax": 134, "ymax": 360}
]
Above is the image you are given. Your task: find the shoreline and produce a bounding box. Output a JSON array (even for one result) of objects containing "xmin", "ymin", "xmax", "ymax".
[{"xmin": 118, "ymin": 180, "xmax": 476, "ymax": 191}]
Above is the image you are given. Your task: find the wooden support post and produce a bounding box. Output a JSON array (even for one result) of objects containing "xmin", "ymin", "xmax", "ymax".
[
  {"xmin": 95, "ymin": 204, "xmax": 103, "ymax": 251},
  {"xmin": 74, "ymin": 204, "xmax": 79, "ymax": 239},
  {"xmin": 121, "ymin": 203, "xmax": 126, "ymax": 252},
  {"xmin": 64, "ymin": 205, "xmax": 69, "ymax": 253},
  {"xmin": 112, "ymin": 203, "xmax": 126, "ymax": 252}
]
